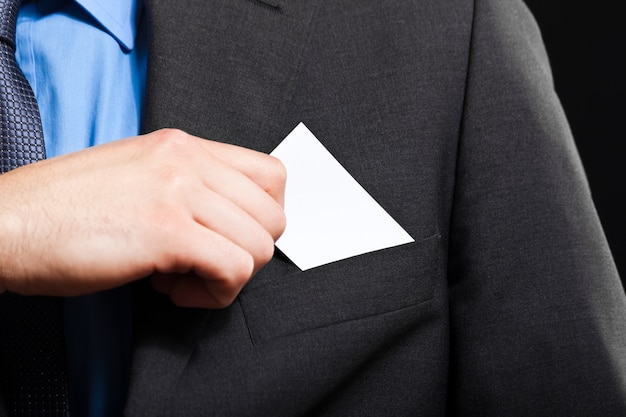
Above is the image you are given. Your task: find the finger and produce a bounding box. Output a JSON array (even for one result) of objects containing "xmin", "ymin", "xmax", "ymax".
[
  {"xmin": 153, "ymin": 220, "xmax": 255, "ymax": 288},
  {"xmin": 194, "ymin": 138, "xmax": 287, "ymax": 207},
  {"xmin": 153, "ymin": 275, "xmax": 241, "ymax": 309},
  {"xmin": 190, "ymin": 149, "xmax": 286, "ymax": 241},
  {"xmin": 187, "ymin": 183, "xmax": 276, "ymax": 270}
]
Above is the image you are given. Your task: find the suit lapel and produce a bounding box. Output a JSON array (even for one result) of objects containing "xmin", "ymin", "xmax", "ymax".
[{"xmin": 127, "ymin": 0, "xmax": 319, "ymax": 414}]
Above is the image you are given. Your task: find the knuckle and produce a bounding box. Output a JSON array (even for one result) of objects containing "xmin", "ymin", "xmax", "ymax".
[
  {"xmin": 149, "ymin": 129, "xmax": 194, "ymax": 157},
  {"xmin": 261, "ymin": 204, "xmax": 286, "ymax": 241},
  {"xmin": 232, "ymin": 251, "xmax": 255, "ymax": 284},
  {"xmin": 271, "ymin": 209, "xmax": 287, "ymax": 240},
  {"xmin": 266, "ymin": 155, "xmax": 287, "ymax": 187},
  {"xmin": 225, "ymin": 251, "xmax": 255, "ymax": 290},
  {"xmin": 255, "ymin": 232, "xmax": 276, "ymax": 266},
  {"xmin": 142, "ymin": 130, "xmax": 197, "ymax": 187},
  {"xmin": 208, "ymin": 254, "xmax": 254, "ymax": 309},
  {"xmin": 153, "ymin": 128, "xmax": 189, "ymax": 143},
  {"xmin": 153, "ymin": 165, "xmax": 188, "ymax": 191}
]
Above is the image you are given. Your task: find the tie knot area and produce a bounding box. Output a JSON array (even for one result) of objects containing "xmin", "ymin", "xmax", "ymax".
[{"xmin": 0, "ymin": 0, "xmax": 21, "ymax": 49}]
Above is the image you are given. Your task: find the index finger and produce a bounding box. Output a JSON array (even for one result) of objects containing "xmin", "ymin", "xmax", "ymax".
[{"xmin": 194, "ymin": 138, "xmax": 286, "ymax": 207}]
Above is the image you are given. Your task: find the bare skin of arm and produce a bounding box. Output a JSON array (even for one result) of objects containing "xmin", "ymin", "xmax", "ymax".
[{"xmin": 0, "ymin": 128, "xmax": 286, "ymax": 309}]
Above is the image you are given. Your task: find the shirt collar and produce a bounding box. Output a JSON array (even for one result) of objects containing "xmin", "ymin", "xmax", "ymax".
[{"xmin": 74, "ymin": 0, "xmax": 143, "ymax": 50}]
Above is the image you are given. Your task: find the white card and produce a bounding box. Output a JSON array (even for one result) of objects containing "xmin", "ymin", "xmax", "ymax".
[{"xmin": 270, "ymin": 123, "xmax": 414, "ymax": 270}]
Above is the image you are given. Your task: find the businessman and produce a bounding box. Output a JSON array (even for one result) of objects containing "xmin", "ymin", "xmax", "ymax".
[{"xmin": 1, "ymin": 0, "xmax": 625, "ymax": 415}]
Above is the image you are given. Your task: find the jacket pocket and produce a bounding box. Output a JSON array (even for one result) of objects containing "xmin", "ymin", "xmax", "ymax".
[{"xmin": 238, "ymin": 233, "xmax": 443, "ymax": 343}]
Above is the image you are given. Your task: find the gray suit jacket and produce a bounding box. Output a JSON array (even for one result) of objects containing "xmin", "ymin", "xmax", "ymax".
[{"xmin": 125, "ymin": 0, "xmax": 626, "ymax": 415}]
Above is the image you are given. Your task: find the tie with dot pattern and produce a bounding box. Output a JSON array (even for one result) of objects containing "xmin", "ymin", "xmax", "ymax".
[{"xmin": 0, "ymin": 0, "xmax": 70, "ymax": 415}]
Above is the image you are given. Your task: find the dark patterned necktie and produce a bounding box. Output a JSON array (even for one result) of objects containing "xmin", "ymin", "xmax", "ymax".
[{"xmin": 0, "ymin": 0, "xmax": 70, "ymax": 415}]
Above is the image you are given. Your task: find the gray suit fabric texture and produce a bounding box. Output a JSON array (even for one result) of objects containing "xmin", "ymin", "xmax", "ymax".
[
  {"xmin": 125, "ymin": 0, "xmax": 626, "ymax": 415},
  {"xmin": 3, "ymin": 0, "xmax": 625, "ymax": 416}
]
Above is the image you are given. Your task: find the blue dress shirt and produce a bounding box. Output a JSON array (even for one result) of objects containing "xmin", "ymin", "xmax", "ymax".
[{"xmin": 16, "ymin": 0, "xmax": 147, "ymax": 415}]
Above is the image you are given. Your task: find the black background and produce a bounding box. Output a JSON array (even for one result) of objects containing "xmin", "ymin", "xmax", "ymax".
[{"xmin": 523, "ymin": 1, "xmax": 625, "ymax": 283}]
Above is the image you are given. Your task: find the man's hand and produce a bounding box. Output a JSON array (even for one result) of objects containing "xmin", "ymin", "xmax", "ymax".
[{"xmin": 0, "ymin": 129, "xmax": 286, "ymax": 308}]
